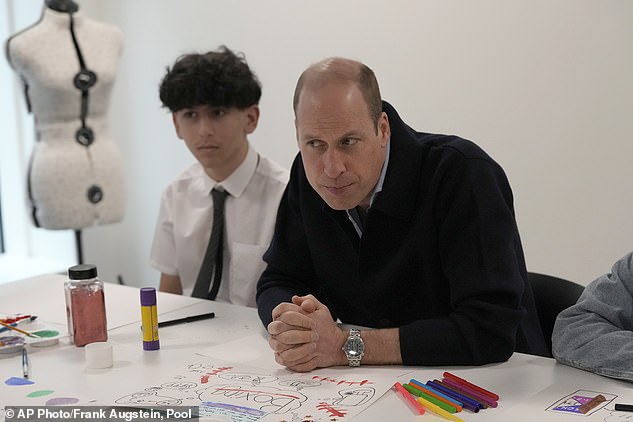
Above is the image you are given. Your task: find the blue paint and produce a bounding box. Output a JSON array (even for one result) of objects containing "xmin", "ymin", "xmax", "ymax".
[{"xmin": 5, "ymin": 376, "xmax": 34, "ymax": 386}]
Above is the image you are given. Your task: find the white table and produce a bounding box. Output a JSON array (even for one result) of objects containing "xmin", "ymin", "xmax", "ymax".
[{"xmin": 1, "ymin": 274, "xmax": 632, "ymax": 422}]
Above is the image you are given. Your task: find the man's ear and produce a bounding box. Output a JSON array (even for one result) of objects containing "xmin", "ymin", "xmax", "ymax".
[
  {"xmin": 172, "ymin": 113, "xmax": 183, "ymax": 139},
  {"xmin": 244, "ymin": 105, "xmax": 260, "ymax": 134},
  {"xmin": 378, "ymin": 112, "xmax": 390, "ymax": 147}
]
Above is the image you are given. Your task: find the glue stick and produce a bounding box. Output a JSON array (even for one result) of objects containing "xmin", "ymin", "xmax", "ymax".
[{"xmin": 140, "ymin": 287, "xmax": 159, "ymax": 350}]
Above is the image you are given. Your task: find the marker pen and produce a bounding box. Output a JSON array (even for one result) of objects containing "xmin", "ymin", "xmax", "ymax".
[
  {"xmin": 442, "ymin": 377, "xmax": 498, "ymax": 408},
  {"xmin": 615, "ymin": 403, "xmax": 633, "ymax": 412},
  {"xmin": 140, "ymin": 287, "xmax": 159, "ymax": 350},
  {"xmin": 426, "ymin": 380, "xmax": 481, "ymax": 412},
  {"xmin": 443, "ymin": 372, "xmax": 499, "ymax": 401}
]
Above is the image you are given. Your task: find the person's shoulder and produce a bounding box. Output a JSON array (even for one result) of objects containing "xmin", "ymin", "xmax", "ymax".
[
  {"xmin": 385, "ymin": 102, "xmax": 493, "ymax": 163},
  {"xmin": 162, "ymin": 162, "xmax": 207, "ymax": 195},
  {"xmin": 255, "ymin": 154, "xmax": 290, "ymax": 185},
  {"xmin": 610, "ymin": 251, "xmax": 633, "ymax": 285},
  {"xmin": 403, "ymin": 132, "xmax": 507, "ymax": 184},
  {"xmin": 419, "ymin": 133, "xmax": 492, "ymax": 161},
  {"xmin": 571, "ymin": 251, "xmax": 633, "ymax": 305}
]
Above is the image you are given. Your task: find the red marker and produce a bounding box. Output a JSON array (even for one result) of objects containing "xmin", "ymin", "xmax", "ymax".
[
  {"xmin": 393, "ymin": 382, "xmax": 425, "ymax": 415},
  {"xmin": 443, "ymin": 372, "xmax": 499, "ymax": 402},
  {"xmin": 442, "ymin": 378, "xmax": 497, "ymax": 408}
]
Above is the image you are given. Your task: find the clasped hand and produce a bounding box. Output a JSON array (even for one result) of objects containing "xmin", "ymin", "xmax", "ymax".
[{"xmin": 267, "ymin": 294, "xmax": 346, "ymax": 372}]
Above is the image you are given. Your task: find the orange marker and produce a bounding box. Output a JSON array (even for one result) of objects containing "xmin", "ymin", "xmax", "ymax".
[{"xmin": 408, "ymin": 380, "xmax": 463, "ymax": 411}]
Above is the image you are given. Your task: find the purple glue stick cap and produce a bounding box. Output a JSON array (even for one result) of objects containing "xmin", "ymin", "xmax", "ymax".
[{"xmin": 140, "ymin": 287, "xmax": 157, "ymax": 306}]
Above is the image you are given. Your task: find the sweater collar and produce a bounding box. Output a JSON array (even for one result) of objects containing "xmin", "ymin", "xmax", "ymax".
[{"xmin": 369, "ymin": 101, "xmax": 422, "ymax": 223}]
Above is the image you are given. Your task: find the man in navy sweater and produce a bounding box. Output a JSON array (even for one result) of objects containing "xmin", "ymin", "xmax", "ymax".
[{"xmin": 257, "ymin": 57, "xmax": 547, "ymax": 372}]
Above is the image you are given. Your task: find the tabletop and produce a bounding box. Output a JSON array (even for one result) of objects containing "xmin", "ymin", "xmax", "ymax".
[{"xmin": 1, "ymin": 274, "xmax": 632, "ymax": 422}]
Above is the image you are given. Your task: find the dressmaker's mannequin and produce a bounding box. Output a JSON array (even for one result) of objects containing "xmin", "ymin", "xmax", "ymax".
[
  {"xmin": 44, "ymin": 0, "xmax": 78, "ymax": 13},
  {"xmin": 5, "ymin": 2, "xmax": 125, "ymax": 252}
]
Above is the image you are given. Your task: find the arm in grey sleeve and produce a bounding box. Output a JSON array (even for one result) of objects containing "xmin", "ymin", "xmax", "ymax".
[{"xmin": 552, "ymin": 252, "xmax": 633, "ymax": 381}]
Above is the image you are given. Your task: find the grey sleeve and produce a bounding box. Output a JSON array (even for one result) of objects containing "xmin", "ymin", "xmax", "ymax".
[{"xmin": 552, "ymin": 252, "xmax": 633, "ymax": 382}]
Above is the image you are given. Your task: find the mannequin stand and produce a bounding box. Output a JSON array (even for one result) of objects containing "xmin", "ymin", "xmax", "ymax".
[
  {"xmin": 0, "ymin": 186, "xmax": 5, "ymax": 253},
  {"xmin": 74, "ymin": 229, "xmax": 83, "ymax": 264}
]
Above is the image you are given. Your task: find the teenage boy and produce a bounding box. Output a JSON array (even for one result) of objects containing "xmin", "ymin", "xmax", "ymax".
[{"xmin": 151, "ymin": 46, "xmax": 288, "ymax": 306}]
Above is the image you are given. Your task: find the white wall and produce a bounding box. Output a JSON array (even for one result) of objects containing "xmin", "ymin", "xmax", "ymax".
[{"xmin": 7, "ymin": 0, "xmax": 633, "ymax": 287}]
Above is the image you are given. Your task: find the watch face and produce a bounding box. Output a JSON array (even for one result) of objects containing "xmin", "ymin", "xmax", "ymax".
[{"xmin": 344, "ymin": 338, "xmax": 364, "ymax": 357}]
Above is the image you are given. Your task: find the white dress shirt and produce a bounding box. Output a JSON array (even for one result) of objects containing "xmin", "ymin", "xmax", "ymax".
[{"xmin": 150, "ymin": 145, "xmax": 289, "ymax": 306}]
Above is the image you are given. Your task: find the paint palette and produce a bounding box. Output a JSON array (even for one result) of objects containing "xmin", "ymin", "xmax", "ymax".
[
  {"xmin": 0, "ymin": 321, "xmax": 61, "ymax": 353},
  {"xmin": 28, "ymin": 328, "xmax": 61, "ymax": 348},
  {"xmin": 0, "ymin": 336, "xmax": 26, "ymax": 354}
]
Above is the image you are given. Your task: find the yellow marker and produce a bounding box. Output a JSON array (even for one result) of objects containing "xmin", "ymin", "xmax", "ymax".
[{"xmin": 417, "ymin": 396, "xmax": 465, "ymax": 422}]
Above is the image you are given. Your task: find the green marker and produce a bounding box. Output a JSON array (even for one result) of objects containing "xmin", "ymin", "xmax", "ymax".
[{"xmin": 403, "ymin": 383, "xmax": 458, "ymax": 413}]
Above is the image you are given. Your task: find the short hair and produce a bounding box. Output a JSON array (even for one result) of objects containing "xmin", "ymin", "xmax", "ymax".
[
  {"xmin": 293, "ymin": 57, "xmax": 382, "ymax": 126},
  {"xmin": 159, "ymin": 46, "xmax": 261, "ymax": 112}
]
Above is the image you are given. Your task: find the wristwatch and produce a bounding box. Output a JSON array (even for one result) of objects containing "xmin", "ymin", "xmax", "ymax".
[{"xmin": 342, "ymin": 328, "xmax": 365, "ymax": 367}]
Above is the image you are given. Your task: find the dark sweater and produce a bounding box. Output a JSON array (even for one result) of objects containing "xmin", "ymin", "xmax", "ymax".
[{"xmin": 257, "ymin": 101, "xmax": 548, "ymax": 365}]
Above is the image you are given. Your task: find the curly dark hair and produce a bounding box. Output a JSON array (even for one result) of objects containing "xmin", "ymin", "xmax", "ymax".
[{"xmin": 159, "ymin": 46, "xmax": 261, "ymax": 112}]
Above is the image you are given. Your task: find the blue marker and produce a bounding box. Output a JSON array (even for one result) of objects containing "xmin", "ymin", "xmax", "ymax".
[
  {"xmin": 426, "ymin": 380, "xmax": 481, "ymax": 412},
  {"xmin": 410, "ymin": 379, "xmax": 463, "ymax": 407}
]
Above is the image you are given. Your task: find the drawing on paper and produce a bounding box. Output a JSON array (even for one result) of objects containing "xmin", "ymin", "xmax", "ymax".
[
  {"xmin": 115, "ymin": 360, "xmax": 394, "ymax": 422},
  {"xmin": 546, "ymin": 389, "xmax": 616, "ymax": 416}
]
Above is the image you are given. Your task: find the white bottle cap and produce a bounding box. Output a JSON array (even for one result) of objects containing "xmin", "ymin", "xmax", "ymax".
[{"xmin": 85, "ymin": 341, "xmax": 113, "ymax": 369}]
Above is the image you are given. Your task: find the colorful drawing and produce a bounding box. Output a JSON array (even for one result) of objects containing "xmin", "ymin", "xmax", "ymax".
[
  {"xmin": 114, "ymin": 359, "xmax": 395, "ymax": 422},
  {"xmin": 547, "ymin": 390, "xmax": 616, "ymax": 416},
  {"xmin": 199, "ymin": 402, "xmax": 265, "ymax": 421},
  {"xmin": 200, "ymin": 384, "xmax": 308, "ymax": 414}
]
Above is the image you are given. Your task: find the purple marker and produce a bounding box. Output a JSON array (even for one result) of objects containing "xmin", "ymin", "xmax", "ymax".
[
  {"xmin": 442, "ymin": 377, "xmax": 498, "ymax": 408},
  {"xmin": 410, "ymin": 379, "xmax": 463, "ymax": 408},
  {"xmin": 140, "ymin": 288, "xmax": 160, "ymax": 350},
  {"xmin": 426, "ymin": 380, "xmax": 481, "ymax": 412}
]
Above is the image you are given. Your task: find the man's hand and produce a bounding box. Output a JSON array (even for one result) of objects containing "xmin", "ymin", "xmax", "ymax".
[{"xmin": 267, "ymin": 294, "xmax": 346, "ymax": 372}]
